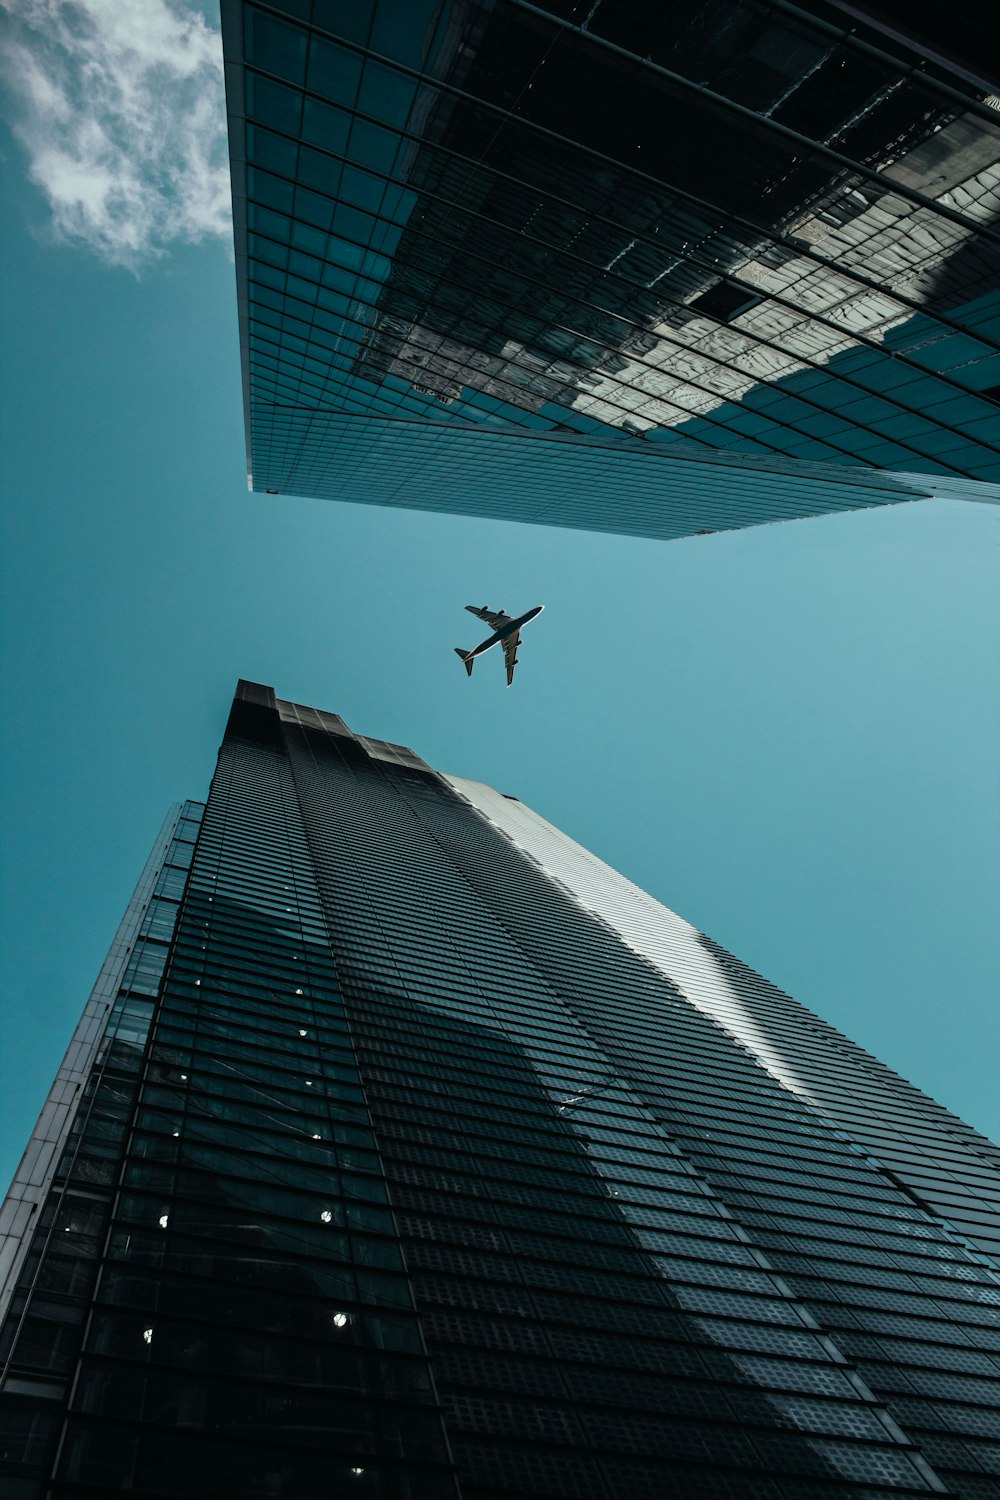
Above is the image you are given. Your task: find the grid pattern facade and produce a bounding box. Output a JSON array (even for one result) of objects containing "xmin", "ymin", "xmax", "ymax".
[
  {"xmin": 3, "ymin": 682, "xmax": 1000, "ymax": 1498},
  {"xmin": 221, "ymin": 0, "xmax": 1000, "ymax": 539},
  {"xmin": 0, "ymin": 802, "xmax": 206, "ymax": 1498},
  {"xmin": 448, "ymin": 778, "xmax": 1000, "ymax": 1266},
  {"xmin": 0, "ymin": 808, "xmax": 185, "ymax": 1335}
]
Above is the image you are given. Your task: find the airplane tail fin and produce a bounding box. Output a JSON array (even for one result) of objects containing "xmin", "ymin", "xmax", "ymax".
[{"xmin": 454, "ymin": 648, "xmax": 475, "ymax": 678}]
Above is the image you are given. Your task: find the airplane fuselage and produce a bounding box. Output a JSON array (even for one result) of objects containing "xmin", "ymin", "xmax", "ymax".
[{"xmin": 468, "ymin": 604, "xmax": 544, "ymax": 659}]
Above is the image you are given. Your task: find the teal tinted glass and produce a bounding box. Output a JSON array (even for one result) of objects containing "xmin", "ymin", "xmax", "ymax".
[
  {"xmin": 245, "ymin": 6, "xmax": 307, "ymax": 84},
  {"xmin": 307, "ymin": 36, "xmax": 363, "ymax": 106}
]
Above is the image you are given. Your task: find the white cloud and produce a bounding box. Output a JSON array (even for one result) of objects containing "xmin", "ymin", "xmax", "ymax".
[{"xmin": 1, "ymin": 0, "xmax": 231, "ymax": 267}]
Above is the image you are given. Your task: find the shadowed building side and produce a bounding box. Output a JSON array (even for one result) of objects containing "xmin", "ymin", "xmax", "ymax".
[{"xmin": 2, "ymin": 680, "xmax": 1000, "ymax": 1497}]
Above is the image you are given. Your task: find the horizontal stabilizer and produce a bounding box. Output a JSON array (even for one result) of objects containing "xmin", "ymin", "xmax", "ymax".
[{"xmin": 454, "ymin": 648, "xmax": 475, "ymax": 677}]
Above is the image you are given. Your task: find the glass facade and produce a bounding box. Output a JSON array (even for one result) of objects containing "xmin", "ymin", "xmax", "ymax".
[
  {"xmin": 3, "ymin": 679, "xmax": 1000, "ymax": 1497},
  {"xmin": 221, "ymin": 0, "xmax": 1000, "ymax": 538}
]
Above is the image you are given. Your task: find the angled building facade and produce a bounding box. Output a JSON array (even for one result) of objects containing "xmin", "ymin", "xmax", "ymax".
[
  {"xmin": 3, "ymin": 680, "xmax": 1000, "ymax": 1497},
  {"xmin": 221, "ymin": 0, "xmax": 1000, "ymax": 538}
]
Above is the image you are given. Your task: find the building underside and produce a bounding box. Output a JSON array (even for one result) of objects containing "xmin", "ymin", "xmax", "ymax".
[{"xmin": 222, "ymin": 0, "xmax": 1000, "ymax": 537}]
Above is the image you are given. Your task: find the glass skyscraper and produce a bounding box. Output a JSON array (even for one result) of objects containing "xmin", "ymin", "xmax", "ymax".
[
  {"xmin": 220, "ymin": 0, "xmax": 1000, "ymax": 538},
  {"xmin": 3, "ymin": 679, "xmax": 1000, "ymax": 1498}
]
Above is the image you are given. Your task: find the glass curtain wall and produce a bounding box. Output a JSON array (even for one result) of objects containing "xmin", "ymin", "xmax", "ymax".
[
  {"xmin": 3, "ymin": 682, "xmax": 1000, "ymax": 1497},
  {"xmin": 221, "ymin": 0, "xmax": 1000, "ymax": 537}
]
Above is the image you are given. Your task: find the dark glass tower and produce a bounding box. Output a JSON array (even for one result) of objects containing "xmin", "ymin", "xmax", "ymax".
[
  {"xmin": 220, "ymin": 0, "xmax": 1000, "ymax": 538},
  {"xmin": 3, "ymin": 680, "xmax": 1000, "ymax": 1498}
]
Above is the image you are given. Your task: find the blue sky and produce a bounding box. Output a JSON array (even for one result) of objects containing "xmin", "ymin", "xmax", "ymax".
[{"xmin": 1, "ymin": 5, "xmax": 999, "ymax": 1195}]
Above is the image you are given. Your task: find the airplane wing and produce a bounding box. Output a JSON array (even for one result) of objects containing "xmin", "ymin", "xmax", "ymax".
[
  {"xmin": 466, "ymin": 604, "xmax": 511, "ymax": 629},
  {"xmin": 503, "ymin": 630, "xmax": 521, "ymax": 687}
]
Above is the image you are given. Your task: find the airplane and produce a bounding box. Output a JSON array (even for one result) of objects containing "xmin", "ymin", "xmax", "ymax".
[{"xmin": 454, "ymin": 603, "xmax": 545, "ymax": 687}]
